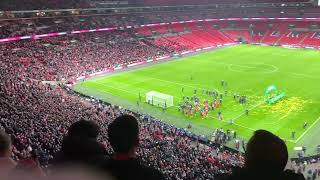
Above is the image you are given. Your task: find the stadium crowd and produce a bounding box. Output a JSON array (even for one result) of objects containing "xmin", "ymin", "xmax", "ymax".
[
  {"xmin": 0, "ymin": 31, "xmax": 168, "ymax": 81},
  {"xmin": 0, "ymin": 0, "xmax": 91, "ymax": 11}
]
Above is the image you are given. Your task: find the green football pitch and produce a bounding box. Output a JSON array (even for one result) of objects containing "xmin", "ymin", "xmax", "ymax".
[{"xmin": 74, "ymin": 45, "xmax": 320, "ymax": 156}]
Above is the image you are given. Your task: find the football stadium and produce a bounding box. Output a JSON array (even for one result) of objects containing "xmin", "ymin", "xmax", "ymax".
[
  {"xmin": 74, "ymin": 45, "xmax": 320, "ymax": 153},
  {"xmin": 1, "ymin": 0, "xmax": 320, "ymax": 179}
]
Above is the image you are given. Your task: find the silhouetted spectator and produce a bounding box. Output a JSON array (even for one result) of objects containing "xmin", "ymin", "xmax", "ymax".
[
  {"xmin": 0, "ymin": 130, "xmax": 17, "ymax": 178},
  {"xmin": 218, "ymin": 130, "xmax": 305, "ymax": 180},
  {"xmin": 103, "ymin": 115, "xmax": 166, "ymax": 180},
  {"xmin": 54, "ymin": 120, "xmax": 106, "ymax": 169},
  {"xmin": 0, "ymin": 130, "xmax": 45, "ymax": 179}
]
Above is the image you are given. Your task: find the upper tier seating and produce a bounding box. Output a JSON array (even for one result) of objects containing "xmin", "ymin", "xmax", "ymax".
[
  {"xmin": 277, "ymin": 31, "xmax": 306, "ymax": 45},
  {"xmin": 300, "ymin": 32, "xmax": 320, "ymax": 47},
  {"xmin": 222, "ymin": 30, "xmax": 251, "ymax": 42},
  {"xmin": 138, "ymin": 0, "xmax": 310, "ymax": 6}
]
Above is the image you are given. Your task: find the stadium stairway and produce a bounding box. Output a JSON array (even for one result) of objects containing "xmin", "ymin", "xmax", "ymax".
[
  {"xmin": 154, "ymin": 36, "xmax": 189, "ymax": 52},
  {"xmin": 252, "ymin": 33, "xmax": 264, "ymax": 43},
  {"xmin": 262, "ymin": 32, "xmax": 281, "ymax": 45},
  {"xmin": 300, "ymin": 32, "xmax": 320, "ymax": 47},
  {"xmin": 274, "ymin": 31, "xmax": 288, "ymax": 45},
  {"xmin": 259, "ymin": 30, "xmax": 270, "ymax": 43},
  {"xmin": 205, "ymin": 30, "xmax": 233, "ymax": 44},
  {"xmin": 277, "ymin": 31, "xmax": 306, "ymax": 45},
  {"xmin": 162, "ymin": 36, "xmax": 188, "ymax": 50},
  {"xmin": 192, "ymin": 30, "xmax": 220, "ymax": 45},
  {"xmin": 218, "ymin": 30, "xmax": 236, "ymax": 42},
  {"xmin": 222, "ymin": 30, "xmax": 251, "ymax": 42},
  {"xmin": 297, "ymin": 33, "xmax": 309, "ymax": 46},
  {"xmin": 261, "ymin": 22, "xmax": 284, "ymax": 45},
  {"xmin": 178, "ymin": 33, "xmax": 203, "ymax": 48},
  {"xmin": 141, "ymin": 38, "xmax": 172, "ymax": 54},
  {"xmin": 165, "ymin": 35, "xmax": 196, "ymax": 49}
]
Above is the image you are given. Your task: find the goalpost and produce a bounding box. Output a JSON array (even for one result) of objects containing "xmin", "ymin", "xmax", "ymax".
[{"xmin": 146, "ymin": 91, "xmax": 173, "ymax": 108}]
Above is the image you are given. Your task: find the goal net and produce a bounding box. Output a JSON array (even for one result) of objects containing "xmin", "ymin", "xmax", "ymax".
[{"xmin": 146, "ymin": 91, "xmax": 173, "ymax": 108}]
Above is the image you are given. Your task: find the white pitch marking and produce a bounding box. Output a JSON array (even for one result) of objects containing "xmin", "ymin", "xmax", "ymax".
[
  {"xmin": 90, "ymin": 82, "xmax": 138, "ymax": 95},
  {"xmin": 143, "ymin": 77, "xmax": 222, "ymax": 94},
  {"xmin": 294, "ymin": 116, "xmax": 320, "ymax": 143},
  {"xmin": 288, "ymin": 72, "xmax": 320, "ymax": 79},
  {"xmin": 227, "ymin": 63, "xmax": 279, "ymax": 74},
  {"xmin": 232, "ymin": 101, "xmax": 264, "ymax": 121}
]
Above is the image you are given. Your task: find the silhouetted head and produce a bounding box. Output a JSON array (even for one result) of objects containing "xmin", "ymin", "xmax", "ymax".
[
  {"xmin": 245, "ymin": 130, "xmax": 288, "ymax": 173},
  {"xmin": 108, "ymin": 115, "xmax": 139, "ymax": 154},
  {"xmin": 0, "ymin": 130, "xmax": 11, "ymax": 157},
  {"xmin": 68, "ymin": 120, "xmax": 100, "ymax": 139}
]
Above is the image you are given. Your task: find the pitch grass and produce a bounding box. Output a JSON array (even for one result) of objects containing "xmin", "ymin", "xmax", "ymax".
[{"xmin": 74, "ymin": 45, "xmax": 320, "ymax": 156}]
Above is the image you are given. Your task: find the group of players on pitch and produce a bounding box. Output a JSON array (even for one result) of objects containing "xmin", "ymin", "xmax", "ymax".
[{"xmin": 178, "ymin": 80, "xmax": 249, "ymax": 120}]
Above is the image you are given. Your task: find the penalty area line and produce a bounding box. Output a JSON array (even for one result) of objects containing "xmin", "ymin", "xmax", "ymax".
[
  {"xmin": 231, "ymin": 101, "xmax": 264, "ymax": 122},
  {"xmin": 143, "ymin": 77, "xmax": 222, "ymax": 94},
  {"xmin": 294, "ymin": 115, "xmax": 320, "ymax": 144},
  {"xmin": 207, "ymin": 114, "xmax": 256, "ymax": 132}
]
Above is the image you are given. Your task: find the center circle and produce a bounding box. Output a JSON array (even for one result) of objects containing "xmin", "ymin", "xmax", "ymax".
[{"xmin": 228, "ymin": 63, "xmax": 279, "ymax": 74}]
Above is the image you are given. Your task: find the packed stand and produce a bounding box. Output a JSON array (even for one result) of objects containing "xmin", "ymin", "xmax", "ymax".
[
  {"xmin": 137, "ymin": 0, "xmax": 310, "ymax": 6},
  {"xmin": 2, "ymin": 5, "xmax": 320, "ymax": 39},
  {"xmin": 0, "ymin": 30, "xmax": 167, "ymax": 81},
  {"xmin": 0, "ymin": 0, "xmax": 91, "ymax": 11}
]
